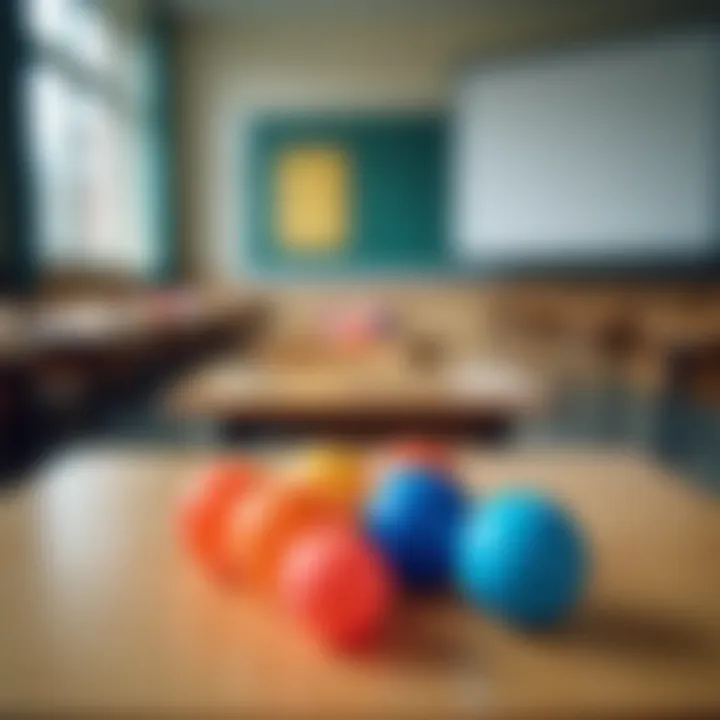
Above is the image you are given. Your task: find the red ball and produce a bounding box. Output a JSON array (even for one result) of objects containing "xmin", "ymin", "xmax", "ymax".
[
  {"xmin": 373, "ymin": 439, "xmax": 454, "ymax": 482},
  {"xmin": 278, "ymin": 526, "xmax": 395, "ymax": 652}
]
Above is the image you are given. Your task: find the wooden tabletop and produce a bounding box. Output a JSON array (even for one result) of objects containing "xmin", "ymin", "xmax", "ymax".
[
  {"xmin": 1, "ymin": 446, "xmax": 718, "ymax": 716},
  {"xmin": 29, "ymin": 293, "xmax": 246, "ymax": 349},
  {"xmin": 165, "ymin": 352, "xmax": 545, "ymax": 433},
  {"xmin": 0, "ymin": 290, "xmax": 260, "ymax": 359}
]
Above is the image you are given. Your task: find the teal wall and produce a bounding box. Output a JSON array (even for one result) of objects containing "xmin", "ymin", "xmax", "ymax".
[{"xmin": 246, "ymin": 115, "xmax": 450, "ymax": 276}]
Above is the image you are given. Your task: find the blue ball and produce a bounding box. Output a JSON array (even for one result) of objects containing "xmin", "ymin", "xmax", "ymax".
[
  {"xmin": 455, "ymin": 489, "xmax": 589, "ymax": 629},
  {"xmin": 364, "ymin": 466, "xmax": 468, "ymax": 591}
]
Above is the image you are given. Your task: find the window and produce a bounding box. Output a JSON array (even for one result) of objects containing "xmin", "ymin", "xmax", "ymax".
[{"xmin": 25, "ymin": 0, "xmax": 145, "ymax": 271}]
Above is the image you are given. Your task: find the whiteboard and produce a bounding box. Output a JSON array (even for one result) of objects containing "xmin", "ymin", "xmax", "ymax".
[{"xmin": 453, "ymin": 31, "xmax": 720, "ymax": 264}]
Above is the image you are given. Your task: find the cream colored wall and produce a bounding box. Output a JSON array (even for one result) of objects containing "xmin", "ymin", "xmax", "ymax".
[{"xmin": 174, "ymin": 2, "xmax": 680, "ymax": 280}]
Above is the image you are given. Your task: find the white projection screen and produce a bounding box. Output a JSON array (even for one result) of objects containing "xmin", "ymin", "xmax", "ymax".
[{"xmin": 453, "ymin": 31, "xmax": 720, "ymax": 266}]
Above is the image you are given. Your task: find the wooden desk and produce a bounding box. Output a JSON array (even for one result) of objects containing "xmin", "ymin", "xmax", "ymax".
[
  {"xmin": 27, "ymin": 293, "xmax": 263, "ymax": 394},
  {"xmin": 0, "ymin": 294, "xmax": 262, "ymax": 474},
  {"xmin": 165, "ymin": 355, "xmax": 545, "ymax": 440},
  {"xmin": 29, "ymin": 293, "xmax": 251, "ymax": 354},
  {"xmin": 0, "ymin": 447, "xmax": 718, "ymax": 716},
  {"xmin": 489, "ymin": 284, "xmax": 720, "ymax": 399}
]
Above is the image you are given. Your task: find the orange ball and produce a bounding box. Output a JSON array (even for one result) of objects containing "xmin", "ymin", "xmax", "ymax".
[
  {"xmin": 178, "ymin": 460, "xmax": 261, "ymax": 580},
  {"xmin": 224, "ymin": 484, "xmax": 344, "ymax": 597},
  {"xmin": 278, "ymin": 525, "xmax": 395, "ymax": 652}
]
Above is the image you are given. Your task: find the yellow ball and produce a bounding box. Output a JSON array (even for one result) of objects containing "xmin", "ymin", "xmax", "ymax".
[{"xmin": 289, "ymin": 447, "xmax": 367, "ymax": 511}]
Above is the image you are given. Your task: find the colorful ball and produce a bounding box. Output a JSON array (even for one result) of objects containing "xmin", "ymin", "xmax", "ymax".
[
  {"xmin": 373, "ymin": 439, "xmax": 454, "ymax": 480},
  {"xmin": 289, "ymin": 446, "xmax": 366, "ymax": 511},
  {"xmin": 223, "ymin": 484, "xmax": 344, "ymax": 596},
  {"xmin": 278, "ymin": 525, "xmax": 395, "ymax": 652},
  {"xmin": 364, "ymin": 465, "xmax": 468, "ymax": 591},
  {"xmin": 454, "ymin": 489, "xmax": 590, "ymax": 629},
  {"xmin": 178, "ymin": 460, "xmax": 261, "ymax": 580}
]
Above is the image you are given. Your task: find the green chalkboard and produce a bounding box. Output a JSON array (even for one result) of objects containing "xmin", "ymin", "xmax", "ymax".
[{"xmin": 246, "ymin": 114, "xmax": 449, "ymax": 276}]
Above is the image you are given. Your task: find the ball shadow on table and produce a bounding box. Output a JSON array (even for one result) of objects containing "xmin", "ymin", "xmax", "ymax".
[
  {"xmin": 365, "ymin": 598, "xmax": 717, "ymax": 674},
  {"xmin": 370, "ymin": 595, "xmax": 491, "ymax": 672},
  {"xmin": 548, "ymin": 606, "xmax": 716, "ymax": 665}
]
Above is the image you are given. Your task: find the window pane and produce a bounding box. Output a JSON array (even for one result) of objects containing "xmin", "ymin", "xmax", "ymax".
[
  {"xmin": 73, "ymin": 93, "xmax": 123, "ymax": 266},
  {"xmin": 24, "ymin": 0, "xmax": 140, "ymax": 273},
  {"xmin": 26, "ymin": 66, "xmax": 136, "ymax": 270},
  {"xmin": 25, "ymin": 64, "xmax": 76, "ymax": 265},
  {"xmin": 68, "ymin": 1, "xmax": 114, "ymax": 72},
  {"xmin": 25, "ymin": 0, "xmax": 74, "ymax": 48},
  {"xmin": 26, "ymin": 0, "xmax": 115, "ymax": 73}
]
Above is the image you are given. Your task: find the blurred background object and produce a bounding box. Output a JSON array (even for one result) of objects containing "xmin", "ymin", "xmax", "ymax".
[{"xmin": 0, "ymin": 0, "xmax": 718, "ymax": 505}]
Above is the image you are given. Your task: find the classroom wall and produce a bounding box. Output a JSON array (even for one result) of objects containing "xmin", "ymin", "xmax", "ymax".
[{"xmin": 174, "ymin": 1, "xmax": 700, "ymax": 280}]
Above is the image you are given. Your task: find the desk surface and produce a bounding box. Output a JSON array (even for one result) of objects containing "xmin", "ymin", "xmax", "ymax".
[
  {"xmin": 165, "ymin": 353, "xmax": 545, "ymax": 428},
  {"xmin": 1, "ymin": 446, "xmax": 718, "ymax": 716},
  {"xmin": 0, "ymin": 291, "xmax": 260, "ymax": 359}
]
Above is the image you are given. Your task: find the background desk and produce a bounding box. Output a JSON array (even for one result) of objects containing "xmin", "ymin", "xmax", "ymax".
[{"xmin": 165, "ymin": 355, "xmax": 545, "ymax": 441}]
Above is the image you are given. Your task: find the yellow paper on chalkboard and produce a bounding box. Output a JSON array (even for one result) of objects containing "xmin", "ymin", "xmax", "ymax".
[{"xmin": 276, "ymin": 147, "xmax": 350, "ymax": 251}]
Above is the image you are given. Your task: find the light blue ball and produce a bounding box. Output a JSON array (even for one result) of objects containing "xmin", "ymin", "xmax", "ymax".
[
  {"xmin": 455, "ymin": 489, "xmax": 589, "ymax": 629},
  {"xmin": 364, "ymin": 466, "xmax": 467, "ymax": 591}
]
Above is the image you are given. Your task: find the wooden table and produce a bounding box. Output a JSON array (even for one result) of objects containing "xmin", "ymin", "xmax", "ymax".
[
  {"xmin": 25, "ymin": 292, "xmax": 264, "ymax": 398},
  {"xmin": 165, "ymin": 352, "xmax": 545, "ymax": 441},
  {"xmin": 28, "ymin": 291, "xmax": 258, "ymax": 358},
  {"xmin": 1, "ymin": 446, "xmax": 718, "ymax": 716},
  {"xmin": 0, "ymin": 292, "xmax": 265, "ymax": 477}
]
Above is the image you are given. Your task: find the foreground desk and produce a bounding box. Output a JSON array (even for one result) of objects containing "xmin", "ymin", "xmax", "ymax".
[
  {"xmin": 165, "ymin": 356, "xmax": 545, "ymax": 441},
  {"xmin": 1, "ymin": 447, "xmax": 718, "ymax": 716}
]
